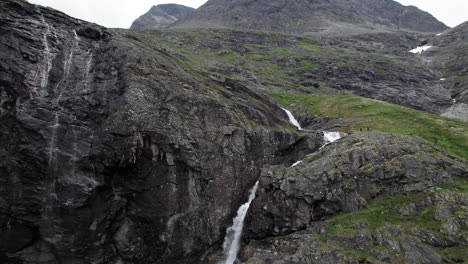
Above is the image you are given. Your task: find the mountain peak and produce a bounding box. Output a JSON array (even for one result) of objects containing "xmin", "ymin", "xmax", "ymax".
[
  {"xmin": 170, "ymin": 0, "xmax": 448, "ymax": 35},
  {"xmin": 130, "ymin": 3, "xmax": 194, "ymax": 30}
]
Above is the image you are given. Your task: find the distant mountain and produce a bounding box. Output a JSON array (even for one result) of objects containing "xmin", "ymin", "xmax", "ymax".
[
  {"xmin": 130, "ymin": 4, "xmax": 194, "ymax": 29},
  {"xmin": 171, "ymin": 0, "xmax": 448, "ymax": 35}
]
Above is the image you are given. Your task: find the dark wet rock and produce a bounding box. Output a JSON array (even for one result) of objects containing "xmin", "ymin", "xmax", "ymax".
[
  {"xmin": 0, "ymin": 0, "xmax": 322, "ymax": 263},
  {"xmin": 130, "ymin": 4, "xmax": 194, "ymax": 30},
  {"xmin": 76, "ymin": 25, "xmax": 104, "ymax": 40}
]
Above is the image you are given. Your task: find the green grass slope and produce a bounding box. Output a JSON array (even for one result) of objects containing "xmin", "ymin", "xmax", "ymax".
[
  {"xmin": 322, "ymin": 177, "xmax": 468, "ymax": 263},
  {"xmin": 272, "ymin": 93, "xmax": 468, "ymax": 159}
]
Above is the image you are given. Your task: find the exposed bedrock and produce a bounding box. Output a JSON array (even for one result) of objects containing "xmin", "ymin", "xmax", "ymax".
[
  {"xmin": 248, "ymin": 132, "xmax": 467, "ymax": 237},
  {"xmin": 0, "ymin": 1, "xmax": 321, "ymax": 263}
]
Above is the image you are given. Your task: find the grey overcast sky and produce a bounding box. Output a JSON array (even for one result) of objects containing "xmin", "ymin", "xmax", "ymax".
[{"xmin": 27, "ymin": 0, "xmax": 467, "ymax": 29}]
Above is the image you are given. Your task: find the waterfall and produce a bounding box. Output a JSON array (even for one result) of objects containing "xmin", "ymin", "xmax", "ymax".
[
  {"xmin": 320, "ymin": 131, "xmax": 347, "ymax": 150},
  {"xmin": 281, "ymin": 108, "xmax": 302, "ymax": 130},
  {"xmin": 221, "ymin": 181, "xmax": 260, "ymax": 264},
  {"xmin": 290, "ymin": 131, "xmax": 347, "ymax": 168},
  {"xmin": 323, "ymin": 131, "xmax": 345, "ymax": 144}
]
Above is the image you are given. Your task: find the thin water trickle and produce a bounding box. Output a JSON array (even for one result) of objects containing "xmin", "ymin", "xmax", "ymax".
[
  {"xmin": 281, "ymin": 107, "xmax": 302, "ymax": 130},
  {"xmin": 83, "ymin": 51, "xmax": 93, "ymax": 91},
  {"xmin": 48, "ymin": 112, "xmax": 60, "ymax": 165},
  {"xmin": 70, "ymin": 126, "xmax": 79, "ymax": 178},
  {"xmin": 221, "ymin": 181, "xmax": 260, "ymax": 264},
  {"xmin": 54, "ymin": 49, "xmax": 74, "ymax": 104},
  {"xmin": 40, "ymin": 14, "xmax": 53, "ymax": 92}
]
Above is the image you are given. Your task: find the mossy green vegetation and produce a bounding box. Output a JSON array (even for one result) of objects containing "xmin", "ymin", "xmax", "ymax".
[
  {"xmin": 262, "ymin": 236, "xmax": 280, "ymax": 244},
  {"xmin": 321, "ymin": 178, "xmax": 468, "ymax": 262},
  {"xmin": 325, "ymin": 192, "xmax": 433, "ymax": 235},
  {"xmin": 271, "ymin": 93, "xmax": 468, "ymax": 159},
  {"xmin": 116, "ymin": 28, "xmax": 421, "ymax": 96}
]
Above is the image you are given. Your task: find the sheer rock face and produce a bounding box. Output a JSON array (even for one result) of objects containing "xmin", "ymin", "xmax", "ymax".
[
  {"xmin": 173, "ymin": 0, "xmax": 448, "ymax": 35},
  {"xmin": 0, "ymin": 1, "xmax": 321, "ymax": 263},
  {"xmin": 130, "ymin": 4, "xmax": 194, "ymax": 30}
]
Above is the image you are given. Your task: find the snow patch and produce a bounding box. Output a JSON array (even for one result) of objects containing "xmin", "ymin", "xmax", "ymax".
[{"xmin": 409, "ymin": 45, "xmax": 432, "ymax": 54}]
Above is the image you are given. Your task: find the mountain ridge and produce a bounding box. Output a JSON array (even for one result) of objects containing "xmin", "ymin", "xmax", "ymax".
[
  {"xmin": 168, "ymin": 0, "xmax": 448, "ymax": 35},
  {"xmin": 130, "ymin": 4, "xmax": 194, "ymax": 29}
]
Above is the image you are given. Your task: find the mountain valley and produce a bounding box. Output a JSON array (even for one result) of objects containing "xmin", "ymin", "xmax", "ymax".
[{"xmin": 0, "ymin": 0, "xmax": 466, "ymax": 263}]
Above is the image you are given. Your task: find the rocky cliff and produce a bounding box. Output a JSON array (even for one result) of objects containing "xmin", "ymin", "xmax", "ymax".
[
  {"xmin": 421, "ymin": 21, "xmax": 468, "ymax": 121},
  {"xmin": 0, "ymin": 1, "xmax": 321, "ymax": 263},
  {"xmin": 130, "ymin": 4, "xmax": 194, "ymax": 30},
  {"xmin": 0, "ymin": 0, "xmax": 466, "ymax": 264},
  {"xmin": 173, "ymin": 0, "xmax": 448, "ymax": 35},
  {"xmin": 240, "ymin": 132, "xmax": 467, "ymax": 264}
]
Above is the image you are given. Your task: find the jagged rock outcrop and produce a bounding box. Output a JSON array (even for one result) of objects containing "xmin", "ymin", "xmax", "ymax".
[
  {"xmin": 248, "ymin": 132, "xmax": 466, "ymax": 237},
  {"xmin": 130, "ymin": 4, "xmax": 194, "ymax": 30},
  {"xmin": 173, "ymin": 0, "xmax": 448, "ymax": 35},
  {"xmin": 241, "ymin": 132, "xmax": 467, "ymax": 264},
  {"xmin": 0, "ymin": 1, "xmax": 321, "ymax": 263},
  {"xmin": 420, "ymin": 21, "xmax": 468, "ymax": 120}
]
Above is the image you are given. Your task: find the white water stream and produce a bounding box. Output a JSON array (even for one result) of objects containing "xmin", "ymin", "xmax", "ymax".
[
  {"xmin": 221, "ymin": 181, "xmax": 260, "ymax": 264},
  {"xmin": 323, "ymin": 131, "xmax": 345, "ymax": 144},
  {"xmin": 281, "ymin": 108, "xmax": 302, "ymax": 130},
  {"xmin": 291, "ymin": 131, "xmax": 347, "ymax": 168},
  {"xmin": 40, "ymin": 14, "xmax": 53, "ymax": 92}
]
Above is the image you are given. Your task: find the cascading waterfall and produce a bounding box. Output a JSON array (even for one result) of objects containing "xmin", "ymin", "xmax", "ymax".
[
  {"xmin": 291, "ymin": 132, "xmax": 347, "ymax": 168},
  {"xmin": 281, "ymin": 107, "xmax": 302, "ymax": 130},
  {"xmin": 323, "ymin": 131, "xmax": 345, "ymax": 144},
  {"xmin": 221, "ymin": 181, "xmax": 260, "ymax": 264},
  {"xmin": 320, "ymin": 131, "xmax": 346, "ymax": 150}
]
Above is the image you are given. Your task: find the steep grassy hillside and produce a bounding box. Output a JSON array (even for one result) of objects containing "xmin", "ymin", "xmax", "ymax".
[
  {"xmin": 272, "ymin": 93, "xmax": 468, "ymax": 159},
  {"xmin": 119, "ymin": 28, "xmax": 452, "ymax": 114}
]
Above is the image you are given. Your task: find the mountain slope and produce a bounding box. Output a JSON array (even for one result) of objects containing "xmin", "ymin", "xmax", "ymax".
[
  {"xmin": 0, "ymin": 1, "xmax": 320, "ymax": 263},
  {"xmin": 0, "ymin": 0, "xmax": 466, "ymax": 264},
  {"xmin": 173, "ymin": 0, "xmax": 448, "ymax": 35},
  {"xmin": 130, "ymin": 4, "xmax": 194, "ymax": 29},
  {"xmin": 135, "ymin": 28, "xmax": 453, "ymax": 114},
  {"xmin": 422, "ymin": 21, "xmax": 468, "ymax": 121}
]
